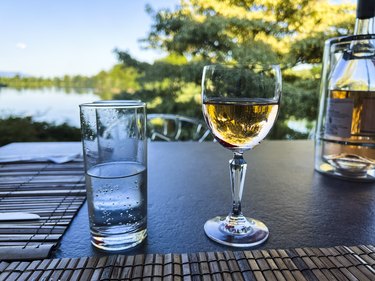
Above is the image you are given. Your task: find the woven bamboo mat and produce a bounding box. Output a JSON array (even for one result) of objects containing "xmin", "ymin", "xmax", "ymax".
[
  {"xmin": 0, "ymin": 161, "xmax": 86, "ymax": 260},
  {"xmin": 0, "ymin": 245, "xmax": 374, "ymax": 281}
]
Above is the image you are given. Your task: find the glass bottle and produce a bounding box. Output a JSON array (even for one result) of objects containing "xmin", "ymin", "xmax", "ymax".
[{"xmin": 315, "ymin": 0, "xmax": 375, "ymax": 181}]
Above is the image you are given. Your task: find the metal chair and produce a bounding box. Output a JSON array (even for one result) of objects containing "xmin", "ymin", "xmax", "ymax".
[{"xmin": 147, "ymin": 114, "xmax": 211, "ymax": 142}]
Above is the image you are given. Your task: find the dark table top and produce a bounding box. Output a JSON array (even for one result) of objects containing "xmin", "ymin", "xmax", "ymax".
[{"xmin": 50, "ymin": 140, "xmax": 375, "ymax": 258}]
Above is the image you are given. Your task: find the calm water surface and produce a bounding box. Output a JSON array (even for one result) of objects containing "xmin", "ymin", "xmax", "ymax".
[
  {"xmin": 0, "ymin": 87, "xmax": 100, "ymax": 127},
  {"xmin": 0, "ymin": 87, "xmax": 313, "ymax": 135}
]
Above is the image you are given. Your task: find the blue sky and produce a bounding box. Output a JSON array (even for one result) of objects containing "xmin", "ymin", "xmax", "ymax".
[{"xmin": 0, "ymin": 0, "xmax": 179, "ymax": 77}]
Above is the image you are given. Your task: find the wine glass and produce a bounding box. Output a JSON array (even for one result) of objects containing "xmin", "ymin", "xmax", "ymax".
[{"xmin": 201, "ymin": 64, "xmax": 282, "ymax": 247}]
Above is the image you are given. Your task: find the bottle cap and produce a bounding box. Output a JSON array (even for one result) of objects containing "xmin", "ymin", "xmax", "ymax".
[{"xmin": 357, "ymin": 0, "xmax": 375, "ymax": 19}]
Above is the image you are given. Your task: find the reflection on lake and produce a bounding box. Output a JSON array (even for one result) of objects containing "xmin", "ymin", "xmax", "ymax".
[
  {"xmin": 0, "ymin": 87, "xmax": 100, "ymax": 127},
  {"xmin": 0, "ymin": 87, "xmax": 314, "ymax": 138}
]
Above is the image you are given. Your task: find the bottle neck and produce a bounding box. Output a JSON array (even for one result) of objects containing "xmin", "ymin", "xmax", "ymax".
[{"xmin": 354, "ymin": 17, "xmax": 375, "ymax": 35}]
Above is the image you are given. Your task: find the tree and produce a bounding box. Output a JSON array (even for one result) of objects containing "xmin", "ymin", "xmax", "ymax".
[
  {"xmin": 144, "ymin": 0, "xmax": 354, "ymax": 66},
  {"xmin": 115, "ymin": 51, "xmax": 204, "ymax": 117},
  {"xmin": 1, "ymin": 1, "xmax": 356, "ymax": 140},
  {"xmin": 118, "ymin": 0, "xmax": 355, "ymax": 139}
]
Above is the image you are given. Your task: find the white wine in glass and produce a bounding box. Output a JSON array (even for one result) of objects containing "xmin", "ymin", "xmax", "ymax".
[{"xmin": 201, "ymin": 64, "xmax": 282, "ymax": 247}]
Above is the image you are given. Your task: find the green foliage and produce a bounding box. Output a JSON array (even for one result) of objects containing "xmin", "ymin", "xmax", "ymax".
[
  {"xmin": 0, "ymin": 75, "xmax": 95, "ymax": 89},
  {"xmin": 144, "ymin": 0, "xmax": 355, "ymax": 66},
  {"xmin": 134, "ymin": 0, "xmax": 354, "ymax": 139},
  {"xmin": 0, "ymin": 0, "xmax": 356, "ymax": 142},
  {"xmin": 113, "ymin": 52, "xmax": 206, "ymax": 117},
  {"xmin": 94, "ymin": 64, "xmax": 141, "ymax": 97},
  {"xmin": 0, "ymin": 117, "xmax": 81, "ymax": 146}
]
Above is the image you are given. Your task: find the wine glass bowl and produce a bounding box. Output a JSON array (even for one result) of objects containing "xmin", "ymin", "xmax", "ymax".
[{"xmin": 201, "ymin": 64, "xmax": 281, "ymax": 247}]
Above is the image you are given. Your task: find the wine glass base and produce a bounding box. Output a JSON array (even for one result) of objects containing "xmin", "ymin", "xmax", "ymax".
[{"xmin": 204, "ymin": 216, "xmax": 269, "ymax": 247}]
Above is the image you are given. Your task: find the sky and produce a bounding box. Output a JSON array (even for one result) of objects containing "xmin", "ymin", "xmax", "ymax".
[{"xmin": 0, "ymin": 0, "xmax": 180, "ymax": 77}]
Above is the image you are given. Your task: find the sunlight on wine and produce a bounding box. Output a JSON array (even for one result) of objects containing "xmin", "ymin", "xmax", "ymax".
[{"xmin": 203, "ymin": 98, "xmax": 279, "ymax": 150}]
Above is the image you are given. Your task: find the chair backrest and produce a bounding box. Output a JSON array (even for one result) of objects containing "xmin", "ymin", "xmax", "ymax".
[{"xmin": 147, "ymin": 114, "xmax": 211, "ymax": 142}]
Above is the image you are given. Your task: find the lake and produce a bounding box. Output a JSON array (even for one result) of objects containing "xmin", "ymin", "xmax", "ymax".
[
  {"xmin": 0, "ymin": 87, "xmax": 314, "ymax": 137},
  {"xmin": 0, "ymin": 87, "xmax": 100, "ymax": 127}
]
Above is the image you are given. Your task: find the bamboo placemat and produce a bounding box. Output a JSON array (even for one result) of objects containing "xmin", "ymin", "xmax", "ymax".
[
  {"xmin": 0, "ymin": 245, "xmax": 374, "ymax": 281},
  {"xmin": 0, "ymin": 161, "xmax": 86, "ymax": 260}
]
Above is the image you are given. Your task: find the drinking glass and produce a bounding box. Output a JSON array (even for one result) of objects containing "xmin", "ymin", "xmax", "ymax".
[
  {"xmin": 80, "ymin": 101, "xmax": 147, "ymax": 251},
  {"xmin": 201, "ymin": 64, "xmax": 282, "ymax": 247}
]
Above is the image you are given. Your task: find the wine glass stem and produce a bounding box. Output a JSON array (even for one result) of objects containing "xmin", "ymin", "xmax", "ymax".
[{"xmin": 229, "ymin": 152, "xmax": 247, "ymax": 217}]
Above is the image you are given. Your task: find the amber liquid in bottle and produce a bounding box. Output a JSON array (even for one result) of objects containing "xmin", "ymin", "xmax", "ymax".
[
  {"xmin": 321, "ymin": 90, "xmax": 375, "ymax": 177},
  {"xmin": 329, "ymin": 90, "xmax": 375, "ymax": 135}
]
